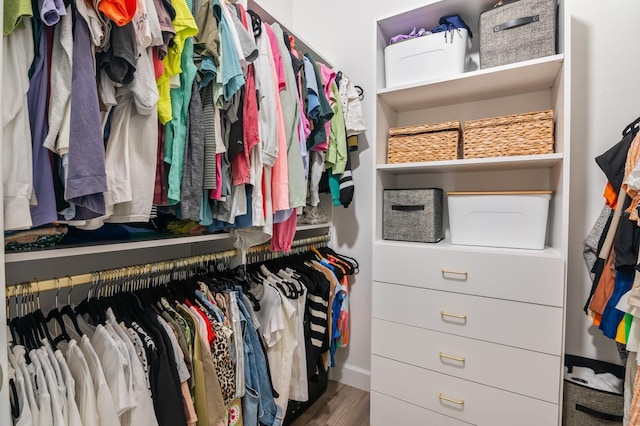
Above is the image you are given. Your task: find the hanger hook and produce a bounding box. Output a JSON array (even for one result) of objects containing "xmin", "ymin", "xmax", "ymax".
[
  {"xmin": 67, "ymin": 275, "xmax": 74, "ymax": 305},
  {"xmin": 54, "ymin": 277, "xmax": 60, "ymax": 309},
  {"xmin": 33, "ymin": 279, "xmax": 41, "ymax": 311}
]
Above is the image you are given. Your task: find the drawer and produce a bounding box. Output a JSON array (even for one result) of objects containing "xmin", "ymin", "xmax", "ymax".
[
  {"xmin": 373, "ymin": 281, "xmax": 563, "ymax": 355},
  {"xmin": 371, "ymin": 391, "xmax": 470, "ymax": 426},
  {"xmin": 373, "ymin": 241, "xmax": 564, "ymax": 306},
  {"xmin": 372, "ymin": 319, "xmax": 562, "ymax": 403},
  {"xmin": 371, "ymin": 356, "xmax": 559, "ymax": 426}
]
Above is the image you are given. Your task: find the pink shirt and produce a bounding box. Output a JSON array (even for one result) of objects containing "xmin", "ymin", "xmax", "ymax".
[
  {"xmin": 264, "ymin": 24, "xmax": 286, "ymax": 92},
  {"xmin": 266, "ymin": 25, "xmax": 289, "ymax": 212},
  {"xmin": 313, "ymin": 63, "xmax": 336, "ymax": 152}
]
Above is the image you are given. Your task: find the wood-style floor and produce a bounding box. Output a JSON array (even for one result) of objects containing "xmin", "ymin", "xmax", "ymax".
[{"xmin": 289, "ymin": 381, "xmax": 370, "ymax": 426}]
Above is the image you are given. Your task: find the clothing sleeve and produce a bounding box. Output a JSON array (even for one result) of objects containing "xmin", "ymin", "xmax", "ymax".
[
  {"xmin": 255, "ymin": 25, "xmax": 279, "ymax": 166},
  {"xmin": 340, "ymin": 75, "xmax": 366, "ymax": 137},
  {"xmin": 157, "ymin": 316, "xmax": 191, "ymax": 383}
]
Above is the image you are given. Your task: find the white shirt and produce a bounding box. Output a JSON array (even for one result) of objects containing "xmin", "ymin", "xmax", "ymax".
[
  {"xmin": 34, "ymin": 348, "xmax": 66, "ymax": 426},
  {"xmin": 55, "ymin": 349, "xmax": 83, "ymax": 426},
  {"xmin": 79, "ymin": 334, "xmax": 122, "ymax": 426},
  {"xmin": 8, "ymin": 347, "xmax": 33, "ymax": 426},
  {"xmin": 278, "ymin": 271, "xmax": 309, "ymax": 402},
  {"xmin": 12, "ymin": 346, "xmax": 40, "ymax": 426},
  {"xmin": 250, "ymin": 275, "xmax": 298, "ymax": 412},
  {"xmin": 64, "ymin": 339, "xmax": 99, "ymax": 426},
  {"xmin": 106, "ymin": 309, "xmax": 159, "ymax": 426},
  {"xmin": 43, "ymin": 8, "xmax": 73, "ymax": 156},
  {"xmin": 3, "ymin": 20, "xmax": 34, "ymax": 230},
  {"xmin": 30, "ymin": 348, "xmax": 53, "ymax": 426}
]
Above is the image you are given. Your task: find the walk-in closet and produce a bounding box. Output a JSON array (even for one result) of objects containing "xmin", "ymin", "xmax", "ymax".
[{"xmin": 2, "ymin": 0, "xmax": 640, "ymax": 425}]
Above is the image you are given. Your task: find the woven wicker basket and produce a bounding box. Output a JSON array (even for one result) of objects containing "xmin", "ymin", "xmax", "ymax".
[
  {"xmin": 463, "ymin": 110, "xmax": 554, "ymax": 159},
  {"xmin": 387, "ymin": 121, "xmax": 461, "ymax": 163}
]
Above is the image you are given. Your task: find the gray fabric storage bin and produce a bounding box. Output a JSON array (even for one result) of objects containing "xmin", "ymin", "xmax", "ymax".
[
  {"xmin": 563, "ymin": 355, "xmax": 624, "ymax": 426},
  {"xmin": 383, "ymin": 189, "xmax": 443, "ymax": 243},
  {"xmin": 479, "ymin": 0, "xmax": 557, "ymax": 69}
]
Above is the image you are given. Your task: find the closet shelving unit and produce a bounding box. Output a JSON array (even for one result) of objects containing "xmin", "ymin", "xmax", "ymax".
[
  {"xmin": 371, "ymin": 0, "xmax": 570, "ymax": 425},
  {"xmin": 0, "ymin": 0, "xmax": 336, "ymax": 410}
]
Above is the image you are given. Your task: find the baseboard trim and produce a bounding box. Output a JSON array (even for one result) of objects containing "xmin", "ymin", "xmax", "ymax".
[{"xmin": 329, "ymin": 363, "xmax": 371, "ymax": 391}]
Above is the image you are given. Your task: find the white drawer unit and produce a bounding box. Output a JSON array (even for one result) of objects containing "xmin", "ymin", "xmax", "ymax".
[
  {"xmin": 372, "ymin": 318, "xmax": 562, "ymax": 402},
  {"xmin": 372, "ymin": 1, "xmax": 570, "ymax": 424},
  {"xmin": 373, "ymin": 281, "xmax": 563, "ymax": 355},
  {"xmin": 372, "ymin": 356, "xmax": 559, "ymax": 426},
  {"xmin": 371, "ymin": 392, "xmax": 471, "ymax": 426},
  {"xmin": 373, "ymin": 241, "xmax": 564, "ymax": 307}
]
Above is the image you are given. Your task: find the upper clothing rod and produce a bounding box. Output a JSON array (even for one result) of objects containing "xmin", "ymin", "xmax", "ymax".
[{"xmin": 5, "ymin": 233, "xmax": 331, "ymax": 295}]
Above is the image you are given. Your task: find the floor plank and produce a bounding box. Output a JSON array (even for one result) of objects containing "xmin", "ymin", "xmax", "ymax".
[{"xmin": 289, "ymin": 381, "xmax": 370, "ymax": 426}]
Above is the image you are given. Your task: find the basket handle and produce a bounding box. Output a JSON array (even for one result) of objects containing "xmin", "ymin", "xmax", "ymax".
[
  {"xmin": 391, "ymin": 205, "xmax": 425, "ymax": 212},
  {"xmin": 575, "ymin": 404, "xmax": 623, "ymax": 422},
  {"xmin": 493, "ymin": 15, "xmax": 539, "ymax": 32}
]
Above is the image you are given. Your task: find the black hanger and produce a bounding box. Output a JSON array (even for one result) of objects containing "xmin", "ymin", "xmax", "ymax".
[
  {"xmin": 48, "ymin": 309, "xmax": 72, "ymax": 347},
  {"xmin": 76, "ymin": 299, "xmax": 102, "ymax": 326},
  {"xmin": 33, "ymin": 309, "xmax": 56, "ymax": 347},
  {"xmin": 9, "ymin": 378, "xmax": 19, "ymax": 419},
  {"xmin": 623, "ymin": 116, "xmax": 640, "ymax": 137},
  {"xmin": 60, "ymin": 304, "xmax": 84, "ymax": 337},
  {"xmin": 247, "ymin": 9, "xmax": 262, "ymax": 38},
  {"xmin": 8, "ymin": 319, "xmax": 17, "ymax": 348}
]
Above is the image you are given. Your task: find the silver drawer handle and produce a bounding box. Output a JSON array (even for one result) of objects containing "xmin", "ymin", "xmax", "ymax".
[
  {"xmin": 439, "ymin": 393, "xmax": 464, "ymax": 406},
  {"xmin": 440, "ymin": 310, "xmax": 467, "ymax": 320},
  {"xmin": 441, "ymin": 269, "xmax": 468, "ymax": 279},
  {"xmin": 439, "ymin": 352, "xmax": 465, "ymax": 363}
]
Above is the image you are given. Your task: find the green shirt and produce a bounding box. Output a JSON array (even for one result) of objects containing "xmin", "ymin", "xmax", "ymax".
[{"xmin": 4, "ymin": 0, "xmax": 32, "ymax": 35}]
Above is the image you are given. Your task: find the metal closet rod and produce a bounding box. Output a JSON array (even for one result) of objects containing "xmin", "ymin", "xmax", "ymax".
[{"xmin": 4, "ymin": 233, "xmax": 331, "ymax": 298}]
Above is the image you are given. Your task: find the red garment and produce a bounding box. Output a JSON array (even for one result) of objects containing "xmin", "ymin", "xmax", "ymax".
[
  {"xmin": 210, "ymin": 153, "xmax": 223, "ymax": 200},
  {"xmin": 185, "ymin": 300, "xmax": 215, "ymax": 347},
  {"xmin": 98, "ymin": 0, "xmax": 137, "ymax": 26},
  {"xmin": 152, "ymin": 47, "xmax": 165, "ymax": 79},
  {"xmin": 231, "ymin": 4, "xmax": 259, "ymax": 186},
  {"xmin": 270, "ymin": 209, "xmax": 297, "ymax": 252},
  {"xmin": 263, "ymin": 24, "xmax": 285, "ymax": 91}
]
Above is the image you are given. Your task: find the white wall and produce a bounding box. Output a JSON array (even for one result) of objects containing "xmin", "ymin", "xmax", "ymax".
[
  {"xmin": 287, "ymin": 0, "xmax": 434, "ymax": 391},
  {"xmin": 566, "ymin": 0, "xmax": 640, "ymax": 364},
  {"xmin": 278, "ymin": 0, "xmax": 640, "ymax": 390}
]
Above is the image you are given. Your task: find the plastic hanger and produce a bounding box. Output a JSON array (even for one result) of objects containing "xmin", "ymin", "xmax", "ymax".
[
  {"xmin": 46, "ymin": 279, "xmax": 71, "ymax": 345},
  {"xmin": 623, "ymin": 116, "xmax": 640, "ymax": 137},
  {"xmin": 9, "ymin": 378, "xmax": 19, "ymax": 419}
]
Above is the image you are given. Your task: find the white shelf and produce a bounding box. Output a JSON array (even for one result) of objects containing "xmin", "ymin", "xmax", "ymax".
[
  {"xmin": 378, "ymin": 54, "xmax": 564, "ymax": 112},
  {"xmin": 373, "ymin": 239, "xmax": 563, "ymax": 259},
  {"xmin": 377, "ymin": 153, "xmax": 564, "ymax": 175},
  {"xmin": 5, "ymin": 223, "xmax": 331, "ymax": 263},
  {"xmin": 377, "ymin": 0, "xmax": 506, "ymax": 43}
]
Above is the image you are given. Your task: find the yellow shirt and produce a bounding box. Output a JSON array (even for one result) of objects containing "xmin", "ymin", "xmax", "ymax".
[{"xmin": 157, "ymin": 0, "xmax": 198, "ymax": 124}]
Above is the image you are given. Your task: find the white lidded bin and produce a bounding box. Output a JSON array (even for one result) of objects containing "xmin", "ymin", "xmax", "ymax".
[
  {"xmin": 447, "ymin": 191, "xmax": 553, "ymax": 250},
  {"xmin": 384, "ymin": 28, "xmax": 470, "ymax": 88}
]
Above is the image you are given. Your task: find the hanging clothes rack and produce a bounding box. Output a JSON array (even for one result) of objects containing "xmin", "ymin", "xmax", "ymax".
[{"xmin": 5, "ymin": 234, "xmax": 331, "ymax": 298}]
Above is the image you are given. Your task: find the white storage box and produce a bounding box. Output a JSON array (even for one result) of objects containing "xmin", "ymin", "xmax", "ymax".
[
  {"xmin": 384, "ymin": 28, "xmax": 470, "ymax": 88},
  {"xmin": 447, "ymin": 191, "xmax": 552, "ymax": 250}
]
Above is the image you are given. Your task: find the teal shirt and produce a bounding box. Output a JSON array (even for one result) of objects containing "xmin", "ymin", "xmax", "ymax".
[
  {"xmin": 166, "ymin": 38, "xmax": 198, "ymax": 205},
  {"xmin": 212, "ymin": 0, "xmax": 244, "ymax": 102}
]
